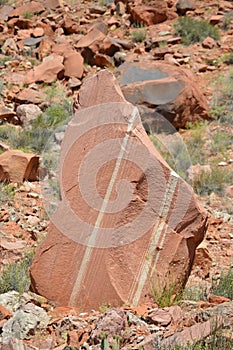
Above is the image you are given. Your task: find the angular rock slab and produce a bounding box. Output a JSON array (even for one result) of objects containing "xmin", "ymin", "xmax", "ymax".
[
  {"xmin": 117, "ymin": 61, "xmax": 211, "ymax": 129},
  {"xmin": 30, "ymin": 70, "xmax": 208, "ymax": 310},
  {"xmin": 0, "ymin": 150, "xmax": 39, "ymax": 183}
]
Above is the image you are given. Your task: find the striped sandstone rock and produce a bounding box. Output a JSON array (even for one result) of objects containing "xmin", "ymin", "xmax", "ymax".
[{"xmin": 30, "ymin": 70, "xmax": 208, "ymax": 310}]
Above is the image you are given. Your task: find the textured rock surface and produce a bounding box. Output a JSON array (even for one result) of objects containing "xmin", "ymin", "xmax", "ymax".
[
  {"xmin": 176, "ymin": 0, "xmax": 196, "ymax": 15},
  {"xmin": 128, "ymin": 0, "xmax": 177, "ymax": 26},
  {"xmin": 16, "ymin": 104, "xmax": 42, "ymax": 125},
  {"xmin": 25, "ymin": 55, "xmax": 64, "ymax": 84},
  {"xmin": 118, "ymin": 61, "xmax": 210, "ymax": 129},
  {"xmin": 63, "ymin": 52, "xmax": 84, "ymax": 79},
  {"xmin": 30, "ymin": 70, "xmax": 208, "ymax": 310},
  {"xmin": 2, "ymin": 303, "xmax": 49, "ymax": 344},
  {"xmin": 0, "ymin": 150, "xmax": 39, "ymax": 183},
  {"xmin": 90, "ymin": 308, "xmax": 127, "ymax": 344},
  {"xmin": 76, "ymin": 28, "xmax": 120, "ymax": 66}
]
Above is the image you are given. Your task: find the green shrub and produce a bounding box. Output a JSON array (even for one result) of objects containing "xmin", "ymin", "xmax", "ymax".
[
  {"xmin": 181, "ymin": 284, "xmax": 207, "ymax": 302},
  {"xmin": 32, "ymin": 104, "xmax": 70, "ymax": 129},
  {"xmin": 221, "ymin": 11, "xmax": 233, "ymax": 30},
  {"xmin": 0, "ymin": 250, "xmax": 34, "ymax": 294},
  {"xmin": 150, "ymin": 132, "xmax": 191, "ymax": 179},
  {"xmin": 192, "ymin": 167, "xmax": 232, "ymax": 195},
  {"xmin": 211, "ymin": 131, "xmax": 232, "ymax": 154},
  {"xmin": 22, "ymin": 11, "xmax": 34, "ymax": 19},
  {"xmin": 0, "ymin": 183, "xmax": 15, "ymax": 201},
  {"xmin": 0, "ymin": 56, "xmax": 13, "ymax": 67},
  {"xmin": 222, "ymin": 53, "xmax": 233, "ymax": 65},
  {"xmin": 174, "ymin": 17, "xmax": 220, "ymax": 45},
  {"xmin": 0, "ymin": 103, "xmax": 71, "ymax": 154},
  {"xmin": 132, "ymin": 29, "xmax": 147, "ymax": 43},
  {"xmin": 210, "ymin": 69, "xmax": 233, "ymax": 124},
  {"xmin": 211, "ymin": 267, "xmax": 233, "ymax": 300},
  {"xmin": 185, "ymin": 121, "xmax": 207, "ymax": 165},
  {"xmin": 164, "ymin": 334, "xmax": 233, "ymax": 349}
]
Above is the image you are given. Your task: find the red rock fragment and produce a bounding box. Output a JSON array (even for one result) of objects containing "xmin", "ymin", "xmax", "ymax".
[
  {"xmin": 0, "ymin": 304, "xmax": 12, "ymax": 320},
  {"xmin": 208, "ymin": 294, "xmax": 230, "ymax": 305},
  {"xmin": 8, "ymin": 1, "xmax": 45, "ymax": 18},
  {"xmin": 0, "ymin": 150, "xmax": 39, "ymax": 183},
  {"xmin": 64, "ymin": 52, "xmax": 84, "ymax": 79},
  {"xmin": 25, "ymin": 55, "xmax": 64, "ymax": 84}
]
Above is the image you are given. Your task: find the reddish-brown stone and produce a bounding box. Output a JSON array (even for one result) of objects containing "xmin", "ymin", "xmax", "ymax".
[
  {"xmin": 0, "ymin": 150, "xmax": 39, "ymax": 183},
  {"xmin": 64, "ymin": 52, "xmax": 84, "ymax": 79},
  {"xmin": 208, "ymin": 294, "xmax": 230, "ymax": 305},
  {"xmin": 30, "ymin": 70, "xmax": 208, "ymax": 310},
  {"xmin": 25, "ymin": 55, "xmax": 64, "ymax": 84},
  {"xmin": 77, "ymin": 28, "xmax": 120, "ymax": 66},
  {"xmin": 61, "ymin": 15, "xmax": 80, "ymax": 34},
  {"xmin": 15, "ymin": 88, "xmax": 46, "ymax": 105},
  {"xmin": 128, "ymin": 0, "xmax": 177, "ymax": 26},
  {"xmin": 8, "ymin": 1, "xmax": 45, "ymax": 18}
]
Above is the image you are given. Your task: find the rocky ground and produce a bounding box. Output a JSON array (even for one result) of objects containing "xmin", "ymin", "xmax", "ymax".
[{"xmin": 0, "ymin": 0, "xmax": 233, "ymax": 349}]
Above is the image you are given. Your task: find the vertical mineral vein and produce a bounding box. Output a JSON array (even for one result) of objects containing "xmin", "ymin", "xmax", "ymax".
[
  {"xmin": 129, "ymin": 171, "xmax": 179, "ymax": 306},
  {"xmin": 69, "ymin": 107, "xmax": 139, "ymax": 305}
]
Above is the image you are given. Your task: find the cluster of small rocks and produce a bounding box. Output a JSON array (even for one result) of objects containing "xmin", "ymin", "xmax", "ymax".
[{"xmin": 0, "ymin": 290, "xmax": 233, "ymax": 349}]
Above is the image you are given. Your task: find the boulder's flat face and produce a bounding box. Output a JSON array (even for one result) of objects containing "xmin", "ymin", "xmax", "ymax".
[
  {"xmin": 30, "ymin": 70, "xmax": 208, "ymax": 310},
  {"xmin": 117, "ymin": 61, "xmax": 211, "ymax": 129}
]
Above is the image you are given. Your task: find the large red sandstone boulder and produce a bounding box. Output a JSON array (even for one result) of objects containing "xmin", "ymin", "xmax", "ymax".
[
  {"xmin": 0, "ymin": 150, "xmax": 39, "ymax": 183},
  {"xmin": 30, "ymin": 70, "xmax": 208, "ymax": 310},
  {"xmin": 117, "ymin": 61, "xmax": 211, "ymax": 129}
]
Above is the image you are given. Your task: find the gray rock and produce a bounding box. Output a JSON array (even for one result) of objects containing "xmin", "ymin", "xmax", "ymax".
[
  {"xmin": 24, "ymin": 36, "xmax": 45, "ymax": 47},
  {"xmin": 16, "ymin": 104, "xmax": 42, "ymax": 126},
  {"xmin": 2, "ymin": 303, "xmax": 50, "ymax": 344},
  {"xmin": 117, "ymin": 61, "xmax": 210, "ymax": 129},
  {"xmin": 0, "ymin": 291, "xmax": 22, "ymax": 312},
  {"xmin": 176, "ymin": 0, "xmax": 196, "ymax": 15}
]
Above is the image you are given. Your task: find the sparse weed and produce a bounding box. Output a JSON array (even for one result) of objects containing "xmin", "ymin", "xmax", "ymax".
[
  {"xmin": 22, "ymin": 11, "xmax": 34, "ymax": 19},
  {"xmin": 152, "ymin": 284, "xmax": 177, "ymax": 308},
  {"xmin": 0, "ymin": 56, "xmax": 13, "ymax": 67},
  {"xmin": 32, "ymin": 105, "xmax": 70, "ymax": 129},
  {"xmin": 0, "ymin": 0, "xmax": 9, "ymax": 5},
  {"xmin": 164, "ymin": 333, "xmax": 233, "ymax": 349},
  {"xmin": 211, "ymin": 267, "xmax": 233, "ymax": 300},
  {"xmin": 151, "ymin": 275, "xmax": 183, "ymax": 307},
  {"xmin": 222, "ymin": 53, "xmax": 233, "ymax": 65},
  {"xmin": 0, "ymin": 249, "xmax": 35, "ymax": 294},
  {"xmin": 0, "ymin": 78, "xmax": 4, "ymax": 96},
  {"xmin": 150, "ymin": 132, "xmax": 191, "ymax": 179},
  {"xmin": 185, "ymin": 121, "xmax": 207, "ymax": 165},
  {"xmin": 131, "ymin": 29, "xmax": 147, "ymax": 43},
  {"xmin": 192, "ymin": 166, "xmax": 232, "ymax": 195},
  {"xmin": 0, "ymin": 103, "xmax": 71, "ymax": 154},
  {"xmin": 221, "ymin": 11, "xmax": 233, "ymax": 30},
  {"xmin": 181, "ymin": 284, "xmax": 208, "ymax": 302},
  {"xmin": 210, "ymin": 69, "xmax": 233, "ymax": 124},
  {"xmin": 174, "ymin": 17, "xmax": 220, "ymax": 46},
  {"xmin": 210, "ymin": 131, "xmax": 232, "ymax": 154},
  {"xmin": 0, "ymin": 183, "xmax": 15, "ymax": 201}
]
